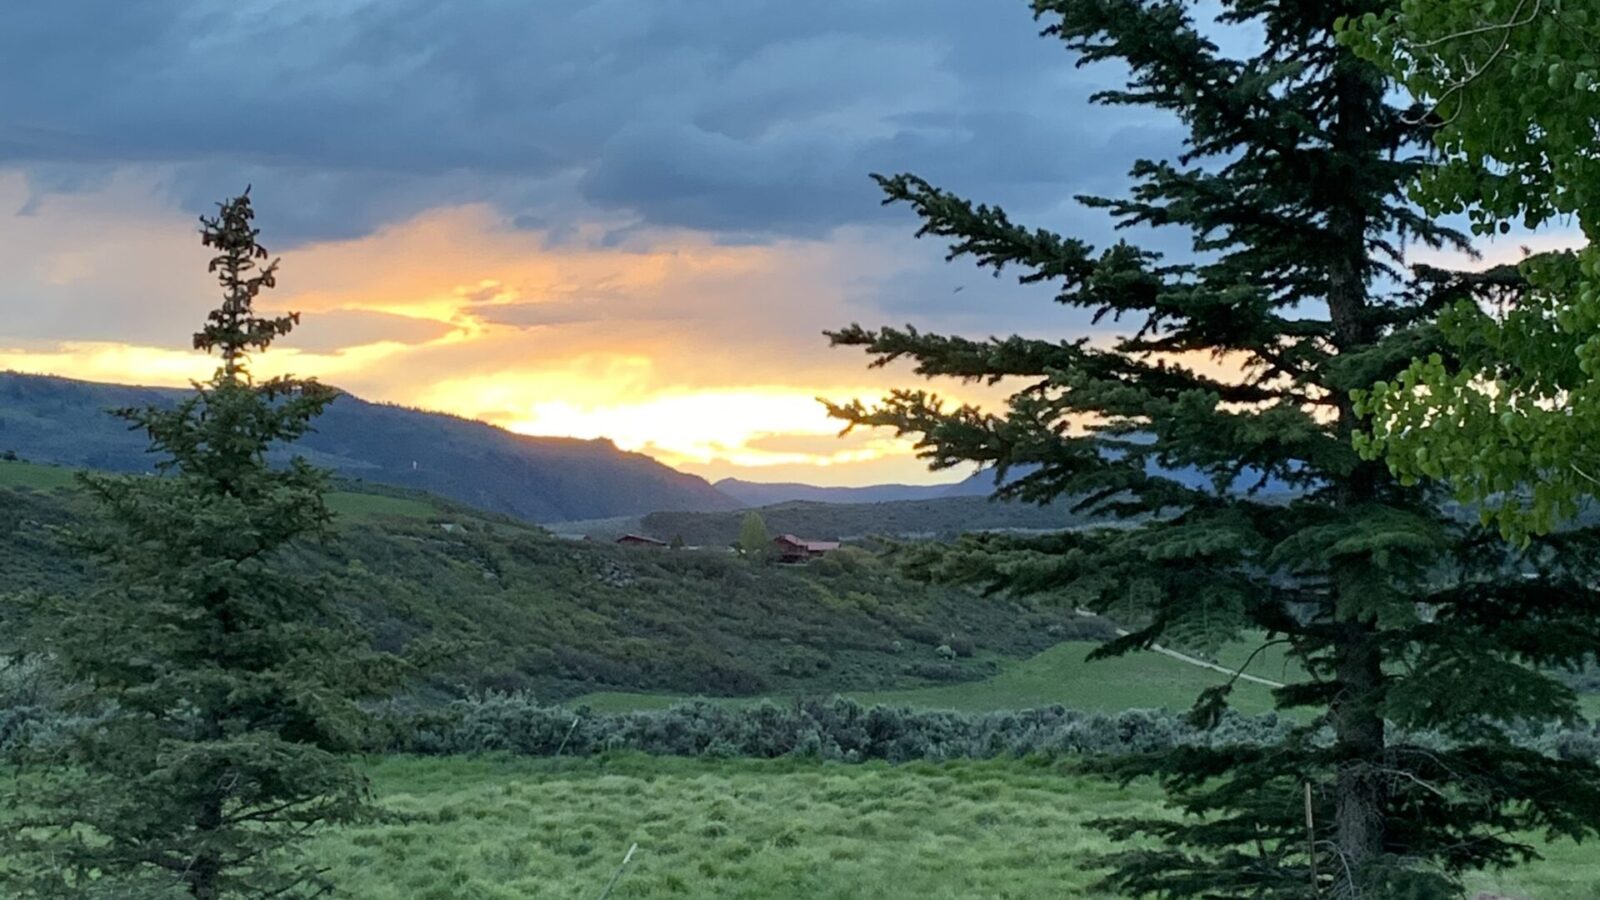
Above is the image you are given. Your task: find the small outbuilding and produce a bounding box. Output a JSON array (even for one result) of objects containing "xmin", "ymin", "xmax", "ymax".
[
  {"xmin": 616, "ymin": 534, "xmax": 668, "ymax": 548},
  {"xmin": 772, "ymin": 534, "xmax": 840, "ymax": 564}
]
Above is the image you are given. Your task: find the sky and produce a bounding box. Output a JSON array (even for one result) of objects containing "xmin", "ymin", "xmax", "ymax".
[{"xmin": 0, "ymin": 1, "xmax": 1563, "ymax": 485}]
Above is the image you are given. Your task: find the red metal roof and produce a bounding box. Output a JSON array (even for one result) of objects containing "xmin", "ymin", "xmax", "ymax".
[
  {"xmin": 773, "ymin": 534, "xmax": 840, "ymax": 552},
  {"xmin": 616, "ymin": 533, "xmax": 667, "ymax": 546}
]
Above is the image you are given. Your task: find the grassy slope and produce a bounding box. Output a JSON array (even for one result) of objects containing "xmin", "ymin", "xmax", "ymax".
[
  {"xmin": 574, "ymin": 636, "xmax": 1303, "ymax": 714},
  {"xmin": 573, "ymin": 637, "xmax": 1600, "ymax": 719},
  {"xmin": 0, "ymin": 462, "xmax": 75, "ymax": 490},
  {"xmin": 1, "ymin": 460, "xmax": 445, "ymax": 524},
  {"xmin": 9, "ymin": 459, "xmax": 1597, "ymax": 718},
  {"xmin": 1, "ymin": 462, "xmax": 1082, "ymax": 701},
  {"xmin": 576, "ymin": 641, "xmax": 1274, "ymax": 714},
  {"xmin": 299, "ymin": 755, "xmax": 1596, "ymax": 899}
]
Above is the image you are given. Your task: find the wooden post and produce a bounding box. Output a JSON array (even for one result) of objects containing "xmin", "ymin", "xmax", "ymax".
[
  {"xmin": 596, "ymin": 843, "xmax": 638, "ymax": 900},
  {"xmin": 1305, "ymin": 781, "xmax": 1318, "ymax": 895}
]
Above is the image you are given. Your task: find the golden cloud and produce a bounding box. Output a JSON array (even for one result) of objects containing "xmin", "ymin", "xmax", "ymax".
[{"xmin": 0, "ymin": 177, "xmax": 982, "ymax": 485}]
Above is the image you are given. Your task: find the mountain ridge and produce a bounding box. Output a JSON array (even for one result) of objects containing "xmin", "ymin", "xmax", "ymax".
[{"xmin": 0, "ymin": 371, "xmax": 738, "ymax": 523}]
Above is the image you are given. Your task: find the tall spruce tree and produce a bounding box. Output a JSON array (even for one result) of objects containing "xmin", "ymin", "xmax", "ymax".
[
  {"xmin": 829, "ymin": 1, "xmax": 1600, "ymax": 896},
  {"xmin": 2, "ymin": 192, "xmax": 400, "ymax": 899}
]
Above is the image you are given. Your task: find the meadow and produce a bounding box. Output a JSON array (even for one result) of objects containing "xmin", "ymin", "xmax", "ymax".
[
  {"xmin": 0, "ymin": 459, "xmax": 443, "ymax": 523},
  {"xmin": 9, "ymin": 456, "xmax": 1600, "ymax": 897},
  {"xmin": 298, "ymin": 754, "xmax": 1598, "ymax": 899},
  {"xmin": 578, "ymin": 637, "xmax": 1600, "ymax": 720},
  {"xmin": 575, "ymin": 638, "xmax": 1297, "ymax": 714}
]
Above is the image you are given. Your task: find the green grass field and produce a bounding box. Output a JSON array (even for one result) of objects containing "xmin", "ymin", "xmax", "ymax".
[
  {"xmin": 324, "ymin": 491, "xmax": 442, "ymax": 522},
  {"xmin": 292, "ymin": 755, "xmax": 1597, "ymax": 899},
  {"xmin": 0, "ymin": 461, "xmax": 77, "ymax": 490},
  {"xmin": 572, "ymin": 637, "xmax": 1600, "ymax": 721},
  {"xmin": 575, "ymin": 638, "xmax": 1293, "ymax": 715},
  {"xmin": 6, "ymin": 754, "xmax": 1595, "ymax": 898},
  {"xmin": 2, "ymin": 459, "xmax": 440, "ymax": 524}
]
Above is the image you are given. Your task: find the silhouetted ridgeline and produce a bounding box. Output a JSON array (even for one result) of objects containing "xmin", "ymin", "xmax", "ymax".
[
  {"xmin": 0, "ymin": 372, "xmax": 737, "ymax": 522},
  {"xmin": 713, "ymin": 474, "xmax": 999, "ymax": 506}
]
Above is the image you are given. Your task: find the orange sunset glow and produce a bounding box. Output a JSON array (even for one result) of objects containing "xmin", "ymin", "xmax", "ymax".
[{"xmin": 0, "ymin": 174, "xmax": 999, "ymax": 485}]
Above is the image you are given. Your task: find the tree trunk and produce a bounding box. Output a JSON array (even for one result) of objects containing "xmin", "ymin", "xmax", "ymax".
[
  {"xmin": 189, "ymin": 704, "xmax": 227, "ymax": 900},
  {"xmin": 1321, "ymin": 54, "xmax": 1390, "ymax": 892},
  {"xmin": 189, "ymin": 788, "xmax": 224, "ymax": 900},
  {"xmin": 1332, "ymin": 621, "xmax": 1387, "ymax": 889}
]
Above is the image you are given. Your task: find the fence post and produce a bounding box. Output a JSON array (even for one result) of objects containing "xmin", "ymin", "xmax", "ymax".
[
  {"xmin": 596, "ymin": 842, "xmax": 638, "ymax": 900},
  {"xmin": 1305, "ymin": 781, "xmax": 1318, "ymax": 895}
]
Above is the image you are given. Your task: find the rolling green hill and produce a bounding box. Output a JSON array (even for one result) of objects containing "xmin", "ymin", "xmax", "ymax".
[
  {"xmin": 0, "ymin": 459, "xmax": 477, "ymax": 525},
  {"xmin": 11, "ymin": 458, "xmax": 1596, "ymax": 718},
  {"xmin": 0, "ymin": 463, "xmax": 1098, "ymax": 701}
]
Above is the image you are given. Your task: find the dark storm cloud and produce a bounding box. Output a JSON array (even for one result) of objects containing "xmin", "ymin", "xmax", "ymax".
[{"xmin": 0, "ymin": 0, "xmax": 1180, "ymax": 244}]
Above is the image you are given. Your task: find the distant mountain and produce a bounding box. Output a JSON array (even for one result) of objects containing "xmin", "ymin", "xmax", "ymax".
[
  {"xmin": 722, "ymin": 450, "xmax": 1292, "ymax": 509},
  {"xmin": 0, "ymin": 372, "xmax": 739, "ymax": 523},
  {"xmin": 940, "ymin": 467, "xmax": 1026, "ymax": 497},
  {"xmin": 712, "ymin": 467, "xmax": 1023, "ymax": 507},
  {"xmin": 713, "ymin": 478, "xmax": 962, "ymax": 506}
]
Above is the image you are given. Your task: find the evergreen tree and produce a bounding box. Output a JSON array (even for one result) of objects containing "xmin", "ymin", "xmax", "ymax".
[
  {"xmin": 737, "ymin": 511, "xmax": 771, "ymax": 558},
  {"xmin": 2, "ymin": 192, "xmax": 402, "ymax": 899},
  {"xmin": 829, "ymin": 1, "xmax": 1600, "ymax": 895}
]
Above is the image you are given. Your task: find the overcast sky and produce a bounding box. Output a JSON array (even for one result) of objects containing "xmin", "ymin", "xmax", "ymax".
[{"xmin": 0, "ymin": 0, "xmax": 1539, "ymax": 484}]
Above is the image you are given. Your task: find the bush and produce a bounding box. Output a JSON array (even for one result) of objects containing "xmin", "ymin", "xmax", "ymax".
[
  {"xmin": 944, "ymin": 635, "xmax": 976, "ymax": 658},
  {"xmin": 15, "ymin": 680, "xmax": 1600, "ymax": 770},
  {"xmin": 775, "ymin": 646, "xmax": 832, "ymax": 678},
  {"xmin": 1045, "ymin": 615, "xmax": 1120, "ymax": 642},
  {"xmin": 903, "ymin": 661, "xmax": 967, "ymax": 682},
  {"xmin": 382, "ymin": 694, "xmax": 1297, "ymax": 762},
  {"xmin": 0, "ymin": 656, "xmax": 93, "ymax": 761}
]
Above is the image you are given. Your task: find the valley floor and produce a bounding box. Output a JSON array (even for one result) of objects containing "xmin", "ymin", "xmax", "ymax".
[
  {"xmin": 308, "ymin": 755, "xmax": 1594, "ymax": 899},
  {"xmin": 575, "ymin": 638, "xmax": 1600, "ymax": 721},
  {"xmin": 574, "ymin": 639, "xmax": 1294, "ymax": 714}
]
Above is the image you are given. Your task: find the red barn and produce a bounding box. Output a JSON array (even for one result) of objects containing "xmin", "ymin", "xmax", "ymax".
[
  {"xmin": 772, "ymin": 534, "xmax": 840, "ymax": 563},
  {"xmin": 616, "ymin": 534, "xmax": 667, "ymax": 548}
]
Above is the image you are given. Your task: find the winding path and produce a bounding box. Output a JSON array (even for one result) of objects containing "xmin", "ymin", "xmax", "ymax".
[{"xmin": 1074, "ymin": 608, "xmax": 1286, "ymax": 689}]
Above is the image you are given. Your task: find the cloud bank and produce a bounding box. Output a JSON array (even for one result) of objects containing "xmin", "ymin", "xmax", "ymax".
[{"xmin": 1, "ymin": 0, "xmax": 1189, "ymax": 483}]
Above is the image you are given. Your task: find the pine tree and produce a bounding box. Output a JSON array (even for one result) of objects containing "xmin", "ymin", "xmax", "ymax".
[
  {"xmin": 828, "ymin": 1, "xmax": 1600, "ymax": 895},
  {"xmin": 2, "ymin": 191, "xmax": 402, "ymax": 899}
]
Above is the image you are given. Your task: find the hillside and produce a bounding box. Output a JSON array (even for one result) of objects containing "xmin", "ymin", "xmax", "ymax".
[
  {"xmin": 0, "ymin": 466, "xmax": 1096, "ymax": 701},
  {"xmin": 574, "ymin": 638, "xmax": 1292, "ymax": 714},
  {"xmin": 0, "ymin": 372, "xmax": 738, "ymax": 523},
  {"xmin": 578, "ymin": 495, "xmax": 1124, "ymax": 545}
]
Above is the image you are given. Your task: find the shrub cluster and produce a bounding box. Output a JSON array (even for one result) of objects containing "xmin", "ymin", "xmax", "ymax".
[
  {"xmin": 0, "ymin": 656, "xmax": 86, "ymax": 759},
  {"xmin": 12, "ymin": 675, "xmax": 1600, "ymax": 768},
  {"xmin": 383, "ymin": 694, "xmax": 1296, "ymax": 762}
]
